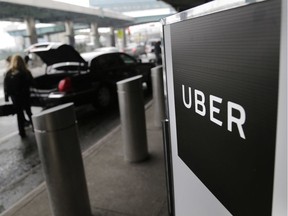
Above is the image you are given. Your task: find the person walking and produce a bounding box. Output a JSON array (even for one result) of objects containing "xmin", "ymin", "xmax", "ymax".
[
  {"xmin": 4, "ymin": 55, "xmax": 34, "ymax": 138},
  {"xmin": 154, "ymin": 41, "xmax": 162, "ymax": 65}
]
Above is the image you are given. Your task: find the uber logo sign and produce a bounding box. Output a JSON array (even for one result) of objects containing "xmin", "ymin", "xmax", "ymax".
[
  {"xmin": 170, "ymin": 0, "xmax": 281, "ymax": 215},
  {"xmin": 181, "ymin": 85, "xmax": 246, "ymax": 139}
]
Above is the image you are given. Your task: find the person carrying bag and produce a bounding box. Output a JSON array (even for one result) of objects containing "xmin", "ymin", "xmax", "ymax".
[{"xmin": 4, "ymin": 55, "xmax": 34, "ymax": 138}]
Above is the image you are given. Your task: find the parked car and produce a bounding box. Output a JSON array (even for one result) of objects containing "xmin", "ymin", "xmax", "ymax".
[
  {"xmin": 123, "ymin": 43, "xmax": 146, "ymax": 59},
  {"xmin": 26, "ymin": 42, "xmax": 154, "ymax": 109}
]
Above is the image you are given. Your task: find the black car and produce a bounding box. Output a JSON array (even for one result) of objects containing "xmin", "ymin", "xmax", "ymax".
[{"xmin": 26, "ymin": 42, "xmax": 154, "ymax": 109}]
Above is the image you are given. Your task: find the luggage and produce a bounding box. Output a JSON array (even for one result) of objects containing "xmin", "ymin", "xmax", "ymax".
[{"xmin": 0, "ymin": 104, "xmax": 16, "ymax": 116}]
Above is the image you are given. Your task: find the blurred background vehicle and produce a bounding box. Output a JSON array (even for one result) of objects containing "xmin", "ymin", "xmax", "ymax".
[
  {"xmin": 145, "ymin": 38, "xmax": 161, "ymax": 54},
  {"xmin": 136, "ymin": 38, "xmax": 162, "ymax": 64},
  {"xmin": 123, "ymin": 42, "xmax": 146, "ymax": 59},
  {"xmin": 139, "ymin": 52, "xmax": 156, "ymax": 64},
  {"xmin": 94, "ymin": 46, "xmax": 119, "ymax": 52}
]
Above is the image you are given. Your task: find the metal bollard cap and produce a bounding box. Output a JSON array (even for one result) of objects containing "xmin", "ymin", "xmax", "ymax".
[
  {"xmin": 32, "ymin": 103, "xmax": 76, "ymax": 132},
  {"xmin": 117, "ymin": 75, "xmax": 142, "ymax": 92},
  {"xmin": 151, "ymin": 65, "xmax": 163, "ymax": 77}
]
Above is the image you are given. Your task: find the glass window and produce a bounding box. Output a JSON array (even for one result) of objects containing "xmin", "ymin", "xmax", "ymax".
[{"xmin": 119, "ymin": 53, "xmax": 136, "ymax": 65}]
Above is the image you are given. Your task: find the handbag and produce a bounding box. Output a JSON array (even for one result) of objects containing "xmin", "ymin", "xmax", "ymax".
[{"xmin": 0, "ymin": 104, "xmax": 16, "ymax": 116}]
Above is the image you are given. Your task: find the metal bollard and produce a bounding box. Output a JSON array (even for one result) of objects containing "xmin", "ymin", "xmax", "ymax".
[
  {"xmin": 32, "ymin": 103, "xmax": 91, "ymax": 216},
  {"xmin": 151, "ymin": 65, "xmax": 165, "ymax": 127},
  {"xmin": 117, "ymin": 75, "xmax": 148, "ymax": 162}
]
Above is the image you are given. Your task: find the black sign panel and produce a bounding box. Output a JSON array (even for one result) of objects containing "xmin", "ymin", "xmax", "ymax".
[{"xmin": 171, "ymin": 1, "xmax": 281, "ymax": 215}]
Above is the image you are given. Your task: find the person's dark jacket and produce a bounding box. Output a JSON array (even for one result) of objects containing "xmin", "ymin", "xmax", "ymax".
[{"xmin": 4, "ymin": 69, "xmax": 34, "ymax": 102}]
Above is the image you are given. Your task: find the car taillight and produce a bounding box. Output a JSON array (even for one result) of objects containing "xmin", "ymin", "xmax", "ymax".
[
  {"xmin": 132, "ymin": 47, "xmax": 136, "ymax": 53},
  {"xmin": 58, "ymin": 77, "xmax": 72, "ymax": 92}
]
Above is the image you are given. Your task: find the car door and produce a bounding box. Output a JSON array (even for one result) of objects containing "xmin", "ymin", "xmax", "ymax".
[
  {"xmin": 117, "ymin": 53, "xmax": 143, "ymax": 78},
  {"xmin": 120, "ymin": 53, "xmax": 154, "ymax": 82},
  {"xmin": 91, "ymin": 53, "xmax": 136, "ymax": 83}
]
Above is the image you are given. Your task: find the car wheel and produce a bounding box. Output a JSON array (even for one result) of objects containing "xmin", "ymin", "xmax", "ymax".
[{"xmin": 94, "ymin": 85, "xmax": 112, "ymax": 109}]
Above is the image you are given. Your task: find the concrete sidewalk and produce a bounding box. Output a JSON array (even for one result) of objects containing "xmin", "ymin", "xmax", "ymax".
[{"xmin": 0, "ymin": 103, "xmax": 169, "ymax": 216}]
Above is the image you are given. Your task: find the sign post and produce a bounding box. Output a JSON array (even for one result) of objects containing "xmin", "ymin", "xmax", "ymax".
[{"xmin": 162, "ymin": 0, "xmax": 287, "ymax": 215}]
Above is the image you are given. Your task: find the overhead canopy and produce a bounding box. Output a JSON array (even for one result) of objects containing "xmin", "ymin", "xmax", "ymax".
[
  {"xmin": 0, "ymin": 0, "xmax": 134, "ymax": 27},
  {"xmin": 0, "ymin": 0, "xmax": 207, "ymax": 28}
]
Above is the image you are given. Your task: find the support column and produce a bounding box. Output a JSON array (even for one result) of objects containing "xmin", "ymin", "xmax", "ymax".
[
  {"xmin": 116, "ymin": 28, "xmax": 126, "ymax": 51},
  {"xmin": 110, "ymin": 27, "xmax": 116, "ymax": 47},
  {"xmin": 65, "ymin": 20, "xmax": 75, "ymax": 47},
  {"xmin": 90, "ymin": 22, "xmax": 101, "ymax": 48},
  {"xmin": 120, "ymin": 28, "xmax": 127, "ymax": 51},
  {"xmin": 123, "ymin": 28, "xmax": 127, "ymax": 49},
  {"xmin": 25, "ymin": 17, "xmax": 38, "ymax": 46}
]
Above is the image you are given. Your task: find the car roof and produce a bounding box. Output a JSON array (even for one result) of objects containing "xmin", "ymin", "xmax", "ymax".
[
  {"xmin": 80, "ymin": 50, "xmax": 119, "ymax": 62},
  {"xmin": 25, "ymin": 42, "xmax": 86, "ymax": 66}
]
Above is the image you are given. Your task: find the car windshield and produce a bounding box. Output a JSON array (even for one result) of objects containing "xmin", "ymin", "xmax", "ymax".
[
  {"xmin": 90, "ymin": 53, "xmax": 136, "ymax": 71},
  {"xmin": 119, "ymin": 53, "xmax": 137, "ymax": 64}
]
